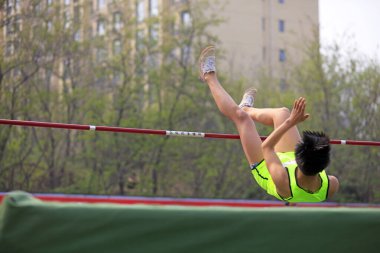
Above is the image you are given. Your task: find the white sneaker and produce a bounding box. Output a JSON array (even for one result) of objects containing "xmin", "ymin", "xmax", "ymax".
[
  {"xmin": 198, "ymin": 46, "xmax": 216, "ymax": 82},
  {"xmin": 239, "ymin": 88, "xmax": 257, "ymax": 108}
]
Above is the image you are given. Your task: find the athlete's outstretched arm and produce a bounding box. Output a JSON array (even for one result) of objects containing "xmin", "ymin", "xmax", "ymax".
[{"xmin": 261, "ymin": 98, "xmax": 309, "ymax": 197}]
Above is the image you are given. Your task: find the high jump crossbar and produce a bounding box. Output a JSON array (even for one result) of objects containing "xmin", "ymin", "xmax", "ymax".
[{"xmin": 0, "ymin": 119, "xmax": 379, "ymax": 147}]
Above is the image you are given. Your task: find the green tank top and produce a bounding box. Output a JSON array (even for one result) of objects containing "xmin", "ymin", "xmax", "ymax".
[{"xmin": 251, "ymin": 152, "xmax": 329, "ymax": 203}]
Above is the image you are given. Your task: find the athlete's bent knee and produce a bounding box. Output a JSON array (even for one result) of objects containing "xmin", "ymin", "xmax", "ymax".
[
  {"xmin": 279, "ymin": 107, "xmax": 290, "ymax": 116},
  {"xmin": 234, "ymin": 108, "xmax": 251, "ymax": 122}
]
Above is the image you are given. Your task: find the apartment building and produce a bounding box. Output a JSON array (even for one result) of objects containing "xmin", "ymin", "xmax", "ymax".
[
  {"xmin": 1, "ymin": 0, "xmax": 318, "ymax": 86},
  {"xmin": 209, "ymin": 0, "xmax": 318, "ymax": 82}
]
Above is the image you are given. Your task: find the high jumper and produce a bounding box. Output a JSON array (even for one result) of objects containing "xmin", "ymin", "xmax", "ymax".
[{"xmin": 198, "ymin": 45, "xmax": 339, "ymax": 202}]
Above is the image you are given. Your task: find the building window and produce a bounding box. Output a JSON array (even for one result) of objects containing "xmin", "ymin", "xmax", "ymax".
[
  {"xmin": 278, "ymin": 0, "xmax": 285, "ymax": 4},
  {"xmin": 113, "ymin": 12, "xmax": 123, "ymax": 31},
  {"xmin": 63, "ymin": 11, "xmax": 71, "ymax": 29},
  {"xmin": 136, "ymin": 0, "xmax": 145, "ymax": 23},
  {"xmin": 168, "ymin": 20, "xmax": 176, "ymax": 35},
  {"xmin": 15, "ymin": 0, "xmax": 20, "ymax": 11},
  {"xmin": 14, "ymin": 15, "xmax": 21, "ymax": 33},
  {"xmin": 136, "ymin": 29, "xmax": 145, "ymax": 51},
  {"xmin": 112, "ymin": 71, "xmax": 122, "ymax": 85},
  {"xmin": 96, "ymin": 48, "xmax": 107, "ymax": 62},
  {"xmin": 181, "ymin": 45, "xmax": 191, "ymax": 63},
  {"xmin": 5, "ymin": 41, "xmax": 14, "ymax": 56},
  {"xmin": 279, "ymin": 49, "xmax": 286, "ymax": 62},
  {"xmin": 149, "ymin": 0, "xmax": 159, "ymax": 16},
  {"xmin": 47, "ymin": 20, "xmax": 53, "ymax": 32},
  {"xmin": 171, "ymin": 0, "xmax": 189, "ymax": 4},
  {"xmin": 181, "ymin": 11, "xmax": 191, "ymax": 26},
  {"xmin": 150, "ymin": 23, "xmax": 159, "ymax": 42},
  {"xmin": 6, "ymin": 0, "xmax": 13, "ymax": 16},
  {"xmin": 148, "ymin": 54, "xmax": 158, "ymax": 68},
  {"xmin": 63, "ymin": 59, "xmax": 71, "ymax": 80},
  {"xmin": 97, "ymin": 0, "xmax": 106, "ymax": 10},
  {"xmin": 278, "ymin": 19, "xmax": 285, "ymax": 32},
  {"xmin": 97, "ymin": 19, "xmax": 106, "ymax": 36},
  {"xmin": 5, "ymin": 0, "xmax": 21, "ymax": 14},
  {"xmin": 262, "ymin": 17, "xmax": 265, "ymax": 31},
  {"xmin": 14, "ymin": 39, "xmax": 19, "ymax": 51},
  {"xmin": 6, "ymin": 20, "xmax": 13, "ymax": 35},
  {"xmin": 45, "ymin": 69, "xmax": 52, "ymax": 85},
  {"xmin": 113, "ymin": 39, "xmax": 121, "ymax": 55},
  {"xmin": 34, "ymin": 1, "xmax": 42, "ymax": 13},
  {"xmin": 74, "ymin": 6, "xmax": 81, "ymax": 23},
  {"xmin": 89, "ymin": 1, "xmax": 94, "ymax": 14},
  {"xmin": 74, "ymin": 30, "xmax": 81, "ymax": 41}
]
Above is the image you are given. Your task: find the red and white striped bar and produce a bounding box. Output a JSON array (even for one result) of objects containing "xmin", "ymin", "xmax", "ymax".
[{"xmin": 0, "ymin": 119, "xmax": 379, "ymax": 146}]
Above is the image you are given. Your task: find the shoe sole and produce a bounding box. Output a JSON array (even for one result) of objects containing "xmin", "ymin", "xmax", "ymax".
[
  {"xmin": 244, "ymin": 88, "xmax": 257, "ymax": 97},
  {"xmin": 198, "ymin": 45, "xmax": 215, "ymax": 82},
  {"xmin": 239, "ymin": 88, "xmax": 257, "ymax": 108}
]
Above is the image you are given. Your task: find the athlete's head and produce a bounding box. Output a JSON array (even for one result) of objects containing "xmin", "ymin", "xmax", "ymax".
[{"xmin": 295, "ymin": 131, "xmax": 330, "ymax": 176}]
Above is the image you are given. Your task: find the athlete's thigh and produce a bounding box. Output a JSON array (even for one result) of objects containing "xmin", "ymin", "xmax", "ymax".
[
  {"xmin": 273, "ymin": 111, "xmax": 301, "ymax": 153},
  {"xmin": 275, "ymin": 125, "xmax": 301, "ymax": 152},
  {"xmin": 234, "ymin": 115, "xmax": 264, "ymax": 164}
]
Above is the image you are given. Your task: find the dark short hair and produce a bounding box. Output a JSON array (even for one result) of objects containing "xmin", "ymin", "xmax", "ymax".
[{"xmin": 295, "ymin": 131, "xmax": 331, "ymax": 176}]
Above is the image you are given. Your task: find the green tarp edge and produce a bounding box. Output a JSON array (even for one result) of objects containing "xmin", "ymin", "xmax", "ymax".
[{"xmin": 1, "ymin": 191, "xmax": 379, "ymax": 253}]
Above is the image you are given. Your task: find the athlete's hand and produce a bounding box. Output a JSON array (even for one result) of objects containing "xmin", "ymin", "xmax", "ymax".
[{"xmin": 289, "ymin": 97, "xmax": 310, "ymax": 125}]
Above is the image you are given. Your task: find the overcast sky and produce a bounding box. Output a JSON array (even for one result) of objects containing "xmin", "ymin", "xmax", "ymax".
[{"xmin": 319, "ymin": 0, "xmax": 380, "ymax": 61}]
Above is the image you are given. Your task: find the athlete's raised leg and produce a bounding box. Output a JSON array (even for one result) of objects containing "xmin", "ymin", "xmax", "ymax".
[
  {"xmin": 205, "ymin": 74, "xmax": 264, "ymax": 164},
  {"xmin": 199, "ymin": 46, "xmax": 263, "ymax": 164}
]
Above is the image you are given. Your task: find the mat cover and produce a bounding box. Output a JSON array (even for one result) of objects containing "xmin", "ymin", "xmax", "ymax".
[{"xmin": 0, "ymin": 191, "xmax": 379, "ymax": 253}]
